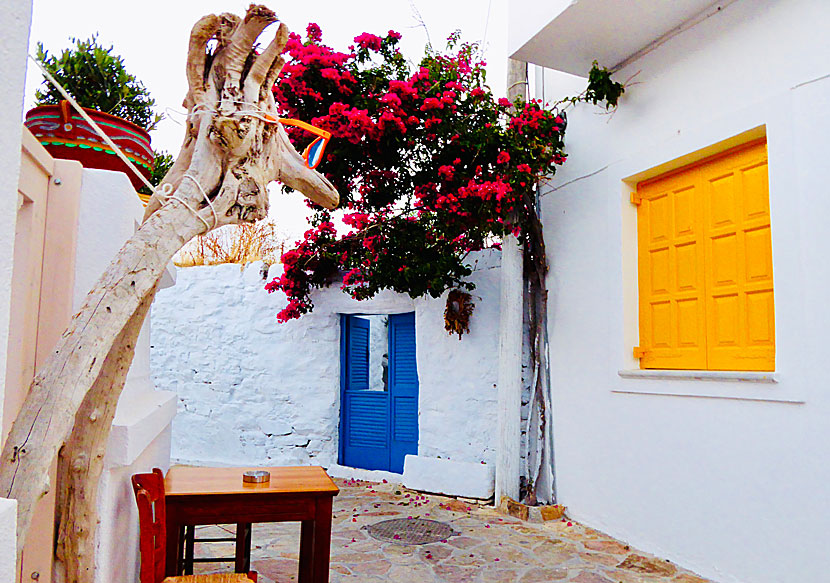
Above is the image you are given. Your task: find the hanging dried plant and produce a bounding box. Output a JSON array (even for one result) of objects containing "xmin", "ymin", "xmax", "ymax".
[{"xmin": 444, "ymin": 290, "xmax": 475, "ymax": 338}]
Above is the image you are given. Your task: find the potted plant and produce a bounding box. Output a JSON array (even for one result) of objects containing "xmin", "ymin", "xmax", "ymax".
[{"xmin": 24, "ymin": 36, "xmax": 162, "ymax": 191}]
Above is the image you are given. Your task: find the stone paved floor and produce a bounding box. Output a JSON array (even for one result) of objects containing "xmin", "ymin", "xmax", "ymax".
[{"xmin": 192, "ymin": 477, "xmax": 712, "ymax": 583}]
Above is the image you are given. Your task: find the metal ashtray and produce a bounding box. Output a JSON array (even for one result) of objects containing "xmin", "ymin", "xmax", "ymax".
[{"xmin": 242, "ymin": 470, "xmax": 270, "ymax": 483}]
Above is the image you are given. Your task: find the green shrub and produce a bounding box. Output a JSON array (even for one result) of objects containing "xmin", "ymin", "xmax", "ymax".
[{"xmin": 34, "ymin": 36, "xmax": 162, "ymax": 131}]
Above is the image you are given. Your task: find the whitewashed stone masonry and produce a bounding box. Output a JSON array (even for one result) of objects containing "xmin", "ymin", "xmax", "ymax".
[{"xmin": 150, "ymin": 251, "xmax": 503, "ymax": 471}]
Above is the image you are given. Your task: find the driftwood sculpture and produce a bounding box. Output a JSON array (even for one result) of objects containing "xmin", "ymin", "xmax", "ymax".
[{"xmin": 0, "ymin": 5, "xmax": 338, "ymax": 581}]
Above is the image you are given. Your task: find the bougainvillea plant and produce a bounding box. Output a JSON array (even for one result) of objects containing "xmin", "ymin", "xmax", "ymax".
[{"xmin": 266, "ymin": 25, "xmax": 623, "ymax": 322}]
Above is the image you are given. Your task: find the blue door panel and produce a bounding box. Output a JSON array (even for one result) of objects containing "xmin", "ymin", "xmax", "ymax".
[
  {"xmin": 389, "ymin": 313, "xmax": 419, "ymax": 473},
  {"xmin": 392, "ymin": 396, "xmax": 418, "ymax": 442},
  {"xmin": 390, "ymin": 314, "xmax": 417, "ymax": 390},
  {"xmin": 343, "ymin": 392, "xmax": 389, "ymax": 470},
  {"xmin": 347, "ymin": 316, "xmax": 370, "ymax": 390},
  {"xmin": 341, "ymin": 316, "xmax": 390, "ymax": 470}
]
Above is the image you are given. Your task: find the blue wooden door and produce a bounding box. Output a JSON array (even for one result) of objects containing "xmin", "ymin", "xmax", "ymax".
[
  {"xmin": 388, "ymin": 313, "xmax": 419, "ymax": 473},
  {"xmin": 340, "ymin": 313, "xmax": 419, "ymax": 472}
]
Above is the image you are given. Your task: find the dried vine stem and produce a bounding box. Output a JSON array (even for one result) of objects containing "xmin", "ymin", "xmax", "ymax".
[
  {"xmin": 0, "ymin": 6, "xmax": 338, "ymax": 581},
  {"xmin": 522, "ymin": 188, "xmax": 553, "ymax": 505}
]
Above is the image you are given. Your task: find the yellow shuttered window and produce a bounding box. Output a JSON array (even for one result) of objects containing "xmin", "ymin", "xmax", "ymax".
[{"xmin": 635, "ymin": 139, "xmax": 775, "ymax": 371}]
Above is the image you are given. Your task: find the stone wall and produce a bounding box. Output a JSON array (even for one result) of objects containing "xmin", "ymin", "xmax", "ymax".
[{"xmin": 150, "ymin": 250, "xmax": 503, "ymax": 471}]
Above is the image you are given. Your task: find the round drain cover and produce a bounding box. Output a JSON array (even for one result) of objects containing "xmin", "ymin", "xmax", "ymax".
[{"xmin": 366, "ymin": 518, "xmax": 457, "ymax": 545}]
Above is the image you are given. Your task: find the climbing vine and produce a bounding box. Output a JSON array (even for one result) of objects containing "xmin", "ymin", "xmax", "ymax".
[{"xmin": 266, "ymin": 25, "xmax": 623, "ymax": 322}]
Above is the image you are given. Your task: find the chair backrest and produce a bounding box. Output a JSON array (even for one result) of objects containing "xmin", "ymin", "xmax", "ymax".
[{"xmin": 131, "ymin": 468, "xmax": 168, "ymax": 583}]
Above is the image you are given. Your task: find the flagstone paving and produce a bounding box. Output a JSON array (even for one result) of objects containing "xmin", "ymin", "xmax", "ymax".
[{"xmin": 192, "ymin": 477, "xmax": 713, "ymax": 583}]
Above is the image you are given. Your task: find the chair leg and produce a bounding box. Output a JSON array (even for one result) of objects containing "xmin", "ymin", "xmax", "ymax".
[
  {"xmin": 235, "ymin": 523, "xmax": 252, "ymax": 573},
  {"xmin": 184, "ymin": 525, "xmax": 196, "ymax": 575}
]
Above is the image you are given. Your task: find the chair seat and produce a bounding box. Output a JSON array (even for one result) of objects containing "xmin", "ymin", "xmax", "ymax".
[{"xmin": 163, "ymin": 574, "xmax": 253, "ymax": 583}]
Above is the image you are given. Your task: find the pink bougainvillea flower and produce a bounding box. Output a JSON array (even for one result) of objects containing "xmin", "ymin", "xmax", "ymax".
[
  {"xmin": 306, "ymin": 22, "xmax": 322, "ymax": 42},
  {"xmin": 420, "ymin": 97, "xmax": 443, "ymax": 111},
  {"xmin": 379, "ymin": 92, "xmax": 402, "ymax": 107},
  {"xmin": 438, "ymin": 165, "xmax": 455, "ymax": 180},
  {"xmin": 354, "ymin": 32, "xmax": 383, "ymax": 51},
  {"xmin": 320, "ymin": 68, "xmax": 340, "ymax": 81},
  {"xmin": 389, "ymin": 79, "xmax": 418, "ymax": 98}
]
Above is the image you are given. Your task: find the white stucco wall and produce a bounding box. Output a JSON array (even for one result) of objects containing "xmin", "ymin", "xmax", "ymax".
[
  {"xmin": 73, "ymin": 169, "xmax": 176, "ymax": 583},
  {"xmin": 0, "ymin": 498, "xmax": 16, "ymax": 583},
  {"xmin": 524, "ymin": 1, "xmax": 830, "ymax": 582},
  {"xmin": 150, "ymin": 251, "xmax": 502, "ymax": 474},
  {"xmin": 0, "ymin": 0, "xmax": 34, "ymax": 574},
  {"xmin": 0, "ymin": 0, "xmax": 33, "ymax": 449}
]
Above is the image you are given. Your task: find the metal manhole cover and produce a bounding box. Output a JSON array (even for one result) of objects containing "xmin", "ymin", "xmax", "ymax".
[{"xmin": 365, "ymin": 518, "xmax": 457, "ymax": 545}]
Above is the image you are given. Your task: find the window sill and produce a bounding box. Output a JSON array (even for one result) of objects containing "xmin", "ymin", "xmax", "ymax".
[
  {"xmin": 615, "ymin": 369, "xmax": 804, "ymax": 404},
  {"xmin": 618, "ymin": 369, "xmax": 777, "ymax": 383}
]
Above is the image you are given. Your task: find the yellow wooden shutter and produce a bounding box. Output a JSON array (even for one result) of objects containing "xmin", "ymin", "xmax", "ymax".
[
  {"xmin": 701, "ymin": 140, "xmax": 775, "ymax": 371},
  {"xmin": 637, "ymin": 167, "xmax": 708, "ymax": 369},
  {"xmin": 636, "ymin": 139, "xmax": 774, "ymax": 371}
]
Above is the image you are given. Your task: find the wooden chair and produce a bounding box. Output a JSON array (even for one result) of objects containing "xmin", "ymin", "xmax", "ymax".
[{"xmin": 131, "ymin": 469, "xmax": 256, "ymax": 583}]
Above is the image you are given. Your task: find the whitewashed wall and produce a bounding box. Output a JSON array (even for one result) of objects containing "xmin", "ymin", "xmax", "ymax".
[
  {"xmin": 0, "ymin": 0, "xmax": 33, "ymax": 457},
  {"xmin": 0, "ymin": 0, "xmax": 33, "ymax": 576},
  {"xmin": 150, "ymin": 250, "xmax": 502, "ymax": 473},
  {"xmin": 519, "ymin": 1, "xmax": 830, "ymax": 582},
  {"xmin": 0, "ymin": 498, "xmax": 15, "ymax": 583},
  {"xmin": 72, "ymin": 170, "xmax": 177, "ymax": 583}
]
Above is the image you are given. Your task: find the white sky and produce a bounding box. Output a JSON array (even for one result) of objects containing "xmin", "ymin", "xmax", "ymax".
[{"xmin": 25, "ymin": 0, "xmax": 508, "ymax": 240}]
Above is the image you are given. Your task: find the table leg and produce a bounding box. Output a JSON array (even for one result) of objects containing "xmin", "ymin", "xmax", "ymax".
[
  {"xmin": 298, "ymin": 520, "xmax": 315, "ymax": 583},
  {"xmin": 312, "ymin": 497, "xmax": 333, "ymax": 583},
  {"xmin": 165, "ymin": 520, "xmax": 184, "ymax": 577},
  {"xmin": 184, "ymin": 526, "xmax": 195, "ymax": 575},
  {"xmin": 235, "ymin": 523, "xmax": 252, "ymax": 573}
]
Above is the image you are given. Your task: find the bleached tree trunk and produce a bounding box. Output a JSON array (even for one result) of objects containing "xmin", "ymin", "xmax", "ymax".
[
  {"xmin": 0, "ymin": 6, "xmax": 339, "ymax": 581},
  {"xmin": 54, "ymin": 286, "xmax": 158, "ymax": 583}
]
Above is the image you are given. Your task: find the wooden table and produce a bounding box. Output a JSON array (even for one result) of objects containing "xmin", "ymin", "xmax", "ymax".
[{"xmin": 164, "ymin": 466, "xmax": 339, "ymax": 583}]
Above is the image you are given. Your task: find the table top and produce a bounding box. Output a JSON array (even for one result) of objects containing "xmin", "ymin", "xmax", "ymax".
[{"xmin": 164, "ymin": 466, "xmax": 340, "ymax": 497}]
